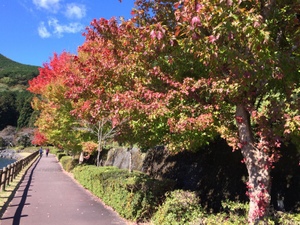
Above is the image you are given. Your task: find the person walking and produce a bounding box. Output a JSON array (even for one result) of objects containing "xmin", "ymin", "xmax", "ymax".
[
  {"xmin": 39, "ymin": 147, "xmax": 43, "ymax": 157},
  {"xmin": 46, "ymin": 148, "xmax": 50, "ymax": 157}
]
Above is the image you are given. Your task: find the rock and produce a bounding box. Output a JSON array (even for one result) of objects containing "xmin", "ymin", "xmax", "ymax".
[{"xmin": 0, "ymin": 149, "xmax": 18, "ymax": 160}]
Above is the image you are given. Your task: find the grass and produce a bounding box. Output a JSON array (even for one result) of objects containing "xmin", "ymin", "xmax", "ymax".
[{"xmin": 17, "ymin": 152, "xmax": 31, "ymax": 158}]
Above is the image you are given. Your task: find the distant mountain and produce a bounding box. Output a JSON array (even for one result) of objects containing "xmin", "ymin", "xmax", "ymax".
[
  {"xmin": 0, "ymin": 54, "xmax": 40, "ymax": 131},
  {"xmin": 0, "ymin": 54, "xmax": 39, "ymax": 92}
]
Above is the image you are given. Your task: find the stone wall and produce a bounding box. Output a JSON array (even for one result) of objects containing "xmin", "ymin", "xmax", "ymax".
[
  {"xmin": 103, "ymin": 139, "xmax": 300, "ymax": 212},
  {"xmin": 104, "ymin": 147, "xmax": 146, "ymax": 171},
  {"xmin": 103, "ymin": 140, "xmax": 248, "ymax": 211}
]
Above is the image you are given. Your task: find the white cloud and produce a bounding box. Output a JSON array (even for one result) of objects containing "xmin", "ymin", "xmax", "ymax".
[
  {"xmin": 65, "ymin": 3, "xmax": 86, "ymax": 19},
  {"xmin": 38, "ymin": 22, "xmax": 51, "ymax": 38},
  {"xmin": 34, "ymin": 1, "xmax": 87, "ymax": 38},
  {"xmin": 33, "ymin": 0, "xmax": 60, "ymax": 12},
  {"xmin": 48, "ymin": 18, "xmax": 84, "ymax": 37}
]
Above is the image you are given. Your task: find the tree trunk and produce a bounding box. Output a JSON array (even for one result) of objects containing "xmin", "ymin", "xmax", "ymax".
[
  {"xmin": 128, "ymin": 146, "xmax": 133, "ymax": 173},
  {"xmin": 79, "ymin": 152, "xmax": 84, "ymax": 164},
  {"xmin": 97, "ymin": 148, "xmax": 101, "ymax": 167},
  {"xmin": 236, "ymin": 104, "xmax": 271, "ymax": 224},
  {"xmin": 96, "ymin": 138, "xmax": 103, "ymax": 167},
  {"xmin": 96, "ymin": 120, "xmax": 103, "ymax": 167}
]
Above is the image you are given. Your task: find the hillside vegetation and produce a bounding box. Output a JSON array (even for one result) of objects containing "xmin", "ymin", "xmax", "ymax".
[
  {"xmin": 0, "ymin": 54, "xmax": 39, "ymax": 136},
  {"xmin": 0, "ymin": 54, "xmax": 39, "ymax": 92}
]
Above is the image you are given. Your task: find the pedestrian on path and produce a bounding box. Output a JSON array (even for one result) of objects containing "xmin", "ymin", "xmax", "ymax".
[
  {"xmin": 46, "ymin": 148, "xmax": 50, "ymax": 157},
  {"xmin": 39, "ymin": 147, "xmax": 43, "ymax": 157}
]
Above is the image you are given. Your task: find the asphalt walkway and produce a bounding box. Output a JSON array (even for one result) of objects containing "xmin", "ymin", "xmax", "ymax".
[{"xmin": 0, "ymin": 154, "xmax": 128, "ymax": 225}]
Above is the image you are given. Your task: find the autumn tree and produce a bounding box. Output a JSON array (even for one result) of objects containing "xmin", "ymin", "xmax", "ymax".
[
  {"xmin": 31, "ymin": 129, "xmax": 48, "ymax": 146},
  {"xmin": 28, "ymin": 52, "xmax": 90, "ymax": 153},
  {"xmin": 65, "ymin": 21, "xmax": 132, "ymax": 164},
  {"xmin": 168, "ymin": 1, "xmax": 300, "ymax": 223},
  {"xmin": 70, "ymin": 0, "xmax": 300, "ymax": 224},
  {"xmin": 130, "ymin": 0, "xmax": 300, "ymax": 223}
]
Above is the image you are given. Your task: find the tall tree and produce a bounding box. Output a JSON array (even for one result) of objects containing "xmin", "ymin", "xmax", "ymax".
[
  {"xmin": 71, "ymin": 0, "xmax": 300, "ymax": 223},
  {"xmin": 168, "ymin": 1, "xmax": 300, "ymax": 223},
  {"xmin": 0, "ymin": 91, "xmax": 17, "ymax": 129},
  {"xmin": 27, "ymin": 0, "xmax": 299, "ymax": 223},
  {"xmin": 28, "ymin": 52, "xmax": 89, "ymax": 152},
  {"xmin": 65, "ymin": 20, "xmax": 132, "ymax": 157},
  {"xmin": 16, "ymin": 91, "xmax": 34, "ymax": 128}
]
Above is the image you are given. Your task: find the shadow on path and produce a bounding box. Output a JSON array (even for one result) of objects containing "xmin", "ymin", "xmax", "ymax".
[
  {"xmin": 12, "ymin": 156, "xmax": 41, "ymax": 225},
  {"xmin": 1, "ymin": 155, "xmax": 126, "ymax": 225}
]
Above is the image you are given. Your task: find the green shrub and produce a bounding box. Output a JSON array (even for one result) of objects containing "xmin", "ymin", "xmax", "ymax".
[
  {"xmin": 199, "ymin": 211, "xmax": 300, "ymax": 225},
  {"xmin": 190, "ymin": 200, "xmax": 300, "ymax": 225},
  {"xmin": 274, "ymin": 211, "xmax": 300, "ymax": 225},
  {"xmin": 70, "ymin": 165, "xmax": 300, "ymax": 224},
  {"xmin": 57, "ymin": 152, "xmax": 67, "ymax": 160},
  {"xmin": 72, "ymin": 165, "xmax": 175, "ymax": 222},
  {"xmin": 151, "ymin": 190, "xmax": 204, "ymax": 225},
  {"xmin": 195, "ymin": 200, "xmax": 247, "ymax": 225},
  {"xmin": 50, "ymin": 148, "xmax": 63, "ymax": 155},
  {"xmin": 60, "ymin": 156, "xmax": 77, "ymax": 172}
]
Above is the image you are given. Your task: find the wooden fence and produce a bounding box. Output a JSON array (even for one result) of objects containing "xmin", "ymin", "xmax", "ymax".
[{"xmin": 0, "ymin": 150, "xmax": 39, "ymax": 191}]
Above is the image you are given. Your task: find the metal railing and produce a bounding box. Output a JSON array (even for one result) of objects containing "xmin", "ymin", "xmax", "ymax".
[{"xmin": 0, "ymin": 150, "xmax": 39, "ymax": 191}]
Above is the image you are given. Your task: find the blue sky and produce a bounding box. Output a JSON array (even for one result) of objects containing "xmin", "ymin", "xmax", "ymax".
[{"xmin": 0, "ymin": 0, "xmax": 135, "ymax": 66}]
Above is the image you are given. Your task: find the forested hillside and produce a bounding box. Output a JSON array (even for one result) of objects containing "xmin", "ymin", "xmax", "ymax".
[{"xmin": 0, "ymin": 54, "xmax": 39, "ymax": 130}]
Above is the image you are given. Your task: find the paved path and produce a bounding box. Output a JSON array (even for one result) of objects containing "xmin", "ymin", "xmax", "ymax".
[{"xmin": 0, "ymin": 154, "xmax": 128, "ymax": 225}]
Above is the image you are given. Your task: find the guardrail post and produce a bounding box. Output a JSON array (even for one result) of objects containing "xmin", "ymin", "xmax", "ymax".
[
  {"xmin": 0, "ymin": 169, "xmax": 3, "ymax": 191},
  {"xmin": 11, "ymin": 163, "xmax": 15, "ymax": 182},
  {"xmin": 0, "ymin": 150, "xmax": 39, "ymax": 192},
  {"xmin": 22, "ymin": 158, "xmax": 26, "ymax": 169},
  {"xmin": 16, "ymin": 160, "xmax": 22, "ymax": 175},
  {"xmin": 2, "ymin": 167, "xmax": 7, "ymax": 191},
  {"xmin": 6, "ymin": 164, "xmax": 11, "ymax": 186}
]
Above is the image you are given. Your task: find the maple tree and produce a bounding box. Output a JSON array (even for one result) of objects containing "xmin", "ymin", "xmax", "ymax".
[
  {"xmin": 67, "ymin": 0, "xmax": 300, "ymax": 224},
  {"xmin": 64, "ymin": 20, "xmax": 133, "ymax": 164},
  {"xmin": 81, "ymin": 119, "xmax": 121, "ymax": 166},
  {"xmin": 28, "ymin": 52, "xmax": 90, "ymax": 153},
  {"xmin": 135, "ymin": 1, "xmax": 300, "ymax": 223},
  {"xmin": 168, "ymin": 1, "xmax": 300, "ymax": 223},
  {"xmin": 82, "ymin": 141, "xmax": 98, "ymax": 154},
  {"xmin": 27, "ymin": 0, "xmax": 299, "ymax": 223},
  {"xmin": 31, "ymin": 129, "xmax": 48, "ymax": 146}
]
